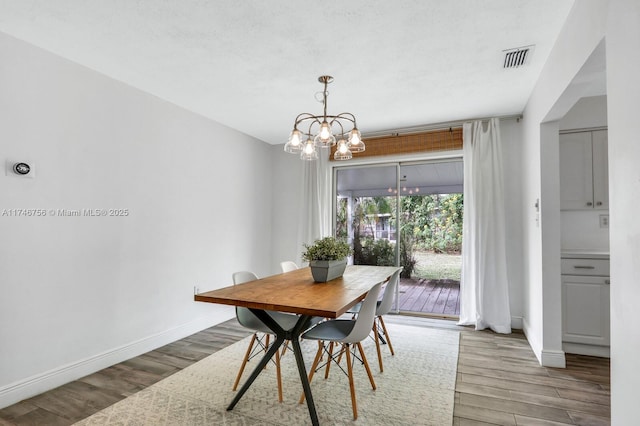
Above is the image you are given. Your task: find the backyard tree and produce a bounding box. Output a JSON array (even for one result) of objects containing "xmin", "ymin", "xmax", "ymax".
[{"xmin": 336, "ymin": 193, "xmax": 463, "ymax": 278}]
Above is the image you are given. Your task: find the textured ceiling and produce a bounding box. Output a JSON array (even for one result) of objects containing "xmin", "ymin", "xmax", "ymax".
[{"xmin": 0, "ymin": 0, "xmax": 575, "ymax": 145}]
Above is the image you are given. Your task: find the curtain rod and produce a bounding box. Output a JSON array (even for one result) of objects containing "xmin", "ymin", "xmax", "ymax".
[{"xmin": 362, "ymin": 114, "xmax": 523, "ymax": 138}]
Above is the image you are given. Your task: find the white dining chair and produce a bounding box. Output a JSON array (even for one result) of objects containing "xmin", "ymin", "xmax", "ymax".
[
  {"xmin": 280, "ymin": 260, "xmax": 299, "ymax": 273},
  {"xmin": 348, "ymin": 268, "xmax": 400, "ymax": 372},
  {"xmin": 298, "ymin": 281, "xmax": 384, "ymax": 420}
]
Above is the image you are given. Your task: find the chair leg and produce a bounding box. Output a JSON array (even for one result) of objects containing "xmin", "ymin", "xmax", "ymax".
[
  {"xmin": 324, "ymin": 341, "xmax": 334, "ymax": 379},
  {"xmin": 336, "ymin": 343, "xmax": 346, "ymax": 366},
  {"xmin": 299, "ymin": 341, "xmax": 324, "ymax": 404},
  {"xmin": 263, "ymin": 334, "xmax": 273, "ymax": 372},
  {"xmin": 233, "ymin": 333, "xmax": 257, "ymax": 391},
  {"xmin": 356, "ymin": 342, "xmax": 377, "ymax": 391},
  {"xmin": 373, "ymin": 320, "xmax": 384, "ymax": 372},
  {"xmin": 345, "ymin": 344, "xmax": 358, "ymax": 420},
  {"xmin": 378, "ymin": 315, "xmax": 395, "ymax": 356},
  {"xmin": 275, "ymin": 342, "xmax": 283, "ymax": 402}
]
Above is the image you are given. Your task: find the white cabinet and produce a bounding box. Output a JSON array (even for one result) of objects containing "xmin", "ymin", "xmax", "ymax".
[
  {"xmin": 561, "ymin": 256, "xmax": 610, "ymax": 352},
  {"xmin": 562, "ymin": 275, "xmax": 610, "ymax": 346},
  {"xmin": 559, "ymin": 130, "xmax": 608, "ymax": 210}
]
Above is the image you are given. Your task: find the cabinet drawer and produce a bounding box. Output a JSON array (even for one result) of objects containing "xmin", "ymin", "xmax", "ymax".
[{"xmin": 561, "ymin": 258, "xmax": 610, "ymax": 276}]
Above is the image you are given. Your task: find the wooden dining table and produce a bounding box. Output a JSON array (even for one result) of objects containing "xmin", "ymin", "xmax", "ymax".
[{"xmin": 194, "ymin": 264, "xmax": 401, "ymax": 426}]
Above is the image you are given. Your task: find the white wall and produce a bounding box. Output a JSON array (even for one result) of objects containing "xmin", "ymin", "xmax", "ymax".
[
  {"xmin": 270, "ymin": 144, "xmax": 304, "ymax": 272},
  {"xmin": 560, "ymin": 95, "xmax": 609, "ymax": 251},
  {"xmin": 520, "ymin": 0, "xmax": 609, "ymax": 367},
  {"xmin": 499, "ymin": 119, "xmax": 525, "ymax": 326},
  {"xmin": 0, "ymin": 33, "xmax": 274, "ymax": 407},
  {"xmin": 561, "ymin": 210, "xmax": 610, "ymax": 251},
  {"xmin": 559, "ymin": 95, "xmax": 608, "ymax": 130},
  {"xmin": 605, "ymin": 0, "xmax": 640, "ymax": 423},
  {"xmin": 539, "ymin": 121, "xmax": 564, "ymax": 366}
]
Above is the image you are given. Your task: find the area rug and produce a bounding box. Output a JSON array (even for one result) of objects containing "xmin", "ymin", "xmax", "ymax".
[{"xmin": 75, "ymin": 323, "xmax": 459, "ymax": 425}]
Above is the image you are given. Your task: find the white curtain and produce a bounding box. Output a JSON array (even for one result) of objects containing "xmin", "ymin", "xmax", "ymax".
[
  {"xmin": 458, "ymin": 118, "xmax": 512, "ymax": 334},
  {"xmin": 296, "ymin": 149, "xmax": 332, "ymax": 264}
]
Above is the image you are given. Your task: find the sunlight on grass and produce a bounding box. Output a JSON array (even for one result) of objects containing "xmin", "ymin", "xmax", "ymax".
[{"xmin": 413, "ymin": 250, "xmax": 461, "ymax": 281}]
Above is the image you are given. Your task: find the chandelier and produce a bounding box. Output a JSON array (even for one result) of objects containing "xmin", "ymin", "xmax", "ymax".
[{"xmin": 284, "ymin": 75, "xmax": 365, "ymax": 161}]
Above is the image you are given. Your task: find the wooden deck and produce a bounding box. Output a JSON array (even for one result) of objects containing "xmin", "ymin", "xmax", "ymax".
[{"xmin": 397, "ymin": 278, "xmax": 460, "ymax": 316}]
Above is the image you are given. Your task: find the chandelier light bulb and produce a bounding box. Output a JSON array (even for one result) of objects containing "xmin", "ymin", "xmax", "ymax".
[
  {"xmin": 290, "ymin": 130, "xmax": 301, "ymax": 146},
  {"xmin": 348, "ymin": 128, "xmax": 365, "ymax": 152},
  {"xmin": 284, "ymin": 129, "xmax": 302, "ymax": 153},
  {"xmin": 314, "ymin": 121, "xmax": 336, "ymax": 146},
  {"xmin": 304, "ymin": 140, "xmax": 315, "ymax": 154},
  {"xmin": 300, "ymin": 138, "xmax": 318, "ymax": 161},
  {"xmin": 334, "ymin": 138, "xmax": 352, "ymax": 160},
  {"xmin": 349, "ymin": 128, "xmax": 361, "ymax": 144},
  {"xmin": 320, "ymin": 122, "xmax": 331, "ymax": 139}
]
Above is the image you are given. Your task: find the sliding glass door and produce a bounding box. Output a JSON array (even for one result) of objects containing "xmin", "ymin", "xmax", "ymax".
[
  {"xmin": 335, "ymin": 159, "xmax": 463, "ymax": 317},
  {"xmin": 335, "ymin": 164, "xmax": 399, "ymax": 267}
]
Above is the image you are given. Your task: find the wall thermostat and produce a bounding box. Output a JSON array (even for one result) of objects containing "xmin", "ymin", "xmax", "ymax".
[
  {"xmin": 5, "ymin": 160, "xmax": 35, "ymax": 179},
  {"xmin": 13, "ymin": 162, "xmax": 31, "ymax": 175}
]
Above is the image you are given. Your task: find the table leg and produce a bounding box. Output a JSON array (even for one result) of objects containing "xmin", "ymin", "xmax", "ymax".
[
  {"xmin": 291, "ymin": 333, "xmax": 319, "ymax": 425},
  {"xmin": 226, "ymin": 310, "xmax": 319, "ymax": 426},
  {"xmin": 226, "ymin": 327, "xmax": 284, "ymax": 410}
]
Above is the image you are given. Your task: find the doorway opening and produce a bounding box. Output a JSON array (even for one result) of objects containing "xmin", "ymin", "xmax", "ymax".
[{"xmin": 335, "ymin": 159, "xmax": 463, "ymax": 318}]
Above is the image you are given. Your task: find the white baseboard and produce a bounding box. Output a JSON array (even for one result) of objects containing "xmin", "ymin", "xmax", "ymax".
[
  {"xmin": 521, "ymin": 317, "xmax": 567, "ymax": 368},
  {"xmin": 0, "ymin": 308, "xmax": 235, "ymax": 409},
  {"xmin": 511, "ymin": 316, "xmax": 523, "ymax": 330},
  {"xmin": 563, "ymin": 342, "xmax": 610, "ymax": 358},
  {"xmin": 541, "ymin": 349, "xmax": 566, "ymax": 368}
]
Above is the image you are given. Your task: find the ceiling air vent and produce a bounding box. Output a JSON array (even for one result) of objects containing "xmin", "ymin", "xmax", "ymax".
[{"xmin": 503, "ymin": 45, "xmax": 534, "ymax": 69}]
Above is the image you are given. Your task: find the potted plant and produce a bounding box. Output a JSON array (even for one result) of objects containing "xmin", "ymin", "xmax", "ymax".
[{"xmin": 302, "ymin": 237, "xmax": 352, "ymax": 282}]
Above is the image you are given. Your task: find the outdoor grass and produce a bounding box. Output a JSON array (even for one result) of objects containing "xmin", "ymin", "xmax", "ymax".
[{"xmin": 413, "ymin": 250, "xmax": 461, "ymax": 281}]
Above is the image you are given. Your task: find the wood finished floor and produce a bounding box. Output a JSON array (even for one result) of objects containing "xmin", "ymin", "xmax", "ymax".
[{"xmin": 0, "ymin": 316, "xmax": 610, "ymax": 426}]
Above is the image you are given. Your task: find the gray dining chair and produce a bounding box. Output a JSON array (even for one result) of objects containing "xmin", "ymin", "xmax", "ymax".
[
  {"xmin": 298, "ymin": 280, "xmax": 384, "ymax": 420},
  {"xmin": 231, "ymin": 271, "xmax": 299, "ymax": 403},
  {"xmin": 280, "ymin": 260, "xmax": 299, "ymax": 273},
  {"xmin": 348, "ymin": 268, "xmax": 400, "ymax": 372}
]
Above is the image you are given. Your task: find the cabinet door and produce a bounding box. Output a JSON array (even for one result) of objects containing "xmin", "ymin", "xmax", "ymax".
[
  {"xmin": 592, "ymin": 130, "xmax": 609, "ymax": 209},
  {"xmin": 562, "ymin": 275, "xmax": 610, "ymax": 346},
  {"xmin": 560, "ymin": 132, "xmax": 594, "ymax": 210}
]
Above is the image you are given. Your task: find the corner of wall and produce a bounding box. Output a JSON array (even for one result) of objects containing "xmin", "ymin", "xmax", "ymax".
[
  {"xmin": 521, "ymin": 316, "xmax": 566, "ymax": 368},
  {"xmin": 522, "ymin": 316, "xmax": 542, "ymax": 365}
]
